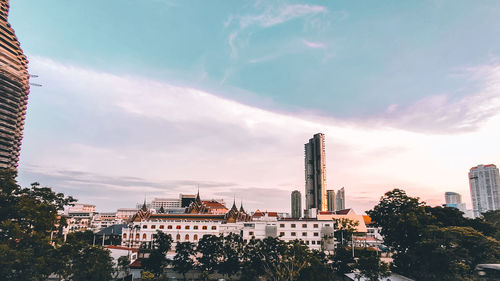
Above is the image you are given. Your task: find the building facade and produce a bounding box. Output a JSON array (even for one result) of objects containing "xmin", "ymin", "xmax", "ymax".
[
  {"xmin": 327, "ymin": 189, "xmax": 336, "ymax": 211},
  {"xmin": 305, "ymin": 133, "xmax": 327, "ymax": 211},
  {"xmin": 122, "ymin": 193, "xmax": 341, "ymax": 251},
  {"xmin": 291, "ymin": 190, "xmax": 302, "ymax": 218},
  {"xmin": 0, "ymin": 0, "xmax": 30, "ymax": 169},
  {"xmin": 336, "ymin": 187, "xmax": 345, "ymax": 211},
  {"xmin": 469, "ymin": 164, "xmax": 500, "ymax": 217}
]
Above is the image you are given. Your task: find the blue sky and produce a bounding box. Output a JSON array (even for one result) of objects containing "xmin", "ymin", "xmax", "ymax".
[{"xmin": 9, "ymin": 0, "xmax": 500, "ymax": 212}]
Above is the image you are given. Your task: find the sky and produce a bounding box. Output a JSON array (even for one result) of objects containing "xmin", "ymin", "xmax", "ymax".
[{"xmin": 9, "ymin": 0, "xmax": 500, "ymax": 213}]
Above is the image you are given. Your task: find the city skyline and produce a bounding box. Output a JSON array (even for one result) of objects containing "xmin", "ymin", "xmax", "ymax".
[{"xmin": 7, "ymin": 1, "xmax": 500, "ymax": 212}]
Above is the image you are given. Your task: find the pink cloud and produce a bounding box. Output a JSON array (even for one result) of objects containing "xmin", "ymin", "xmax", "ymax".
[{"xmin": 302, "ymin": 39, "xmax": 326, "ymax": 49}]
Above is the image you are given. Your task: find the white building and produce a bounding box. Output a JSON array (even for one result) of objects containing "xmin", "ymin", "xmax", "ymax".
[
  {"xmin": 469, "ymin": 164, "xmax": 500, "ymax": 217},
  {"xmin": 121, "ymin": 194, "xmax": 339, "ymax": 251}
]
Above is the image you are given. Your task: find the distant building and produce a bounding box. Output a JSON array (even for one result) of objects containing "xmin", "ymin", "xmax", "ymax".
[
  {"xmin": 469, "ymin": 164, "xmax": 500, "ymax": 217},
  {"xmin": 327, "ymin": 189, "xmax": 336, "ymax": 211},
  {"xmin": 445, "ymin": 192, "xmax": 467, "ymax": 214},
  {"xmin": 0, "ymin": 0, "xmax": 30, "ymax": 170},
  {"xmin": 305, "ymin": 133, "xmax": 327, "ymax": 211},
  {"xmin": 151, "ymin": 197, "xmax": 181, "ymax": 210},
  {"xmin": 336, "ymin": 187, "xmax": 345, "ymax": 211},
  {"xmin": 291, "ymin": 190, "xmax": 302, "ymax": 218},
  {"xmin": 116, "ymin": 208, "xmax": 139, "ymax": 221}
]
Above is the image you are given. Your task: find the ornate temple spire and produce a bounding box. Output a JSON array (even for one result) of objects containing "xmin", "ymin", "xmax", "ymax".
[
  {"xmin": 159, "ymin": 205, "xmax": 165, "ymax": 214},
  {"xmin": 141, "ymin": 198, "xmax": 147, "ymax": 211},
  {"xmin": 239, "ymin": 201, "xmax": 245, "ymax": 213}
]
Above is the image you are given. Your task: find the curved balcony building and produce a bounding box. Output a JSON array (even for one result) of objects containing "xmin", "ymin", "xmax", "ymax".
[{"xmin": 0, "ymin": 0, "xmax": 29, "ymax": 169}]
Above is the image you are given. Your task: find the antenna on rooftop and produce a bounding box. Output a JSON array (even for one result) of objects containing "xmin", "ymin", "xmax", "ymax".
[{"xmin": 29, "ymin": 73, "xmax": 42, "ymax": 87}]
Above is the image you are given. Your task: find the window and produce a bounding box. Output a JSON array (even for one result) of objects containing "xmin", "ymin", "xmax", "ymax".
[
  {"xmin": 249, "ymin": 231, "xmax": 254, "ymax": 236},
  {"xmin": 313, "ymin": 232, "xmax": 319, "ymax": 237},
  {"xmin": 202, "ymin": 226, "xmax": 207, "ymax": 230},
  {"xmin": 159, "ymin": 225, "xmax": 164, "ymax": 229},
  {"xmin": 168, "ymin": 225, "xmax": 172, "ymax": 229},
  {"xmin": 311, "ymin": 240, "xmax": 316, "ymax": 245},
  {"xmin": 291, "ymin": 224, "xmax": 296, "ymax": 228},
  {"xmin": 280, "ymin": 224, "xmax": 285, "ymax": 228},
  {"xmin": 142, "ymin": 234, "xmax": 147, "ymax": 239},
  {"xmin": 313, "ymin": 224, "xmax": 319, "ymax": 228},
  {"xmin": 194, "ymin": 225, "xmax": 199, "ymax": 230},
  {"xmin": 302, "ymin": 232, "xmax": 307, "ymax": 237},
  {"xmin": 135, "ymin": 234, "xmax": 139, "ymax": 239},
  {"xmin": 176, "ymin": 234, "xmax": 180, "ymax": 241},
  {"xmin": 291, "ymin": 232, "xmax": 296, "ymax": 236},
  {"xmin": 185, "ymin": 225, "xmax": 190, "ymax": 230},
  {"xmin": 194, "ymin": 234, "xmax": 198, "ymax": 241},
  {"xmin": 123, "ymin": 233, "xmax": 127, "ymax": 239},
  {"xmin": 306, "ymin": 240, "xmax": 310, "ymax": 245},
  {"xmin": 325, "ymin": 224, "xmax": 330, "ymax": 227},
  {"xmin": 185, "ymin": 234, "xmax": 189, "ymax": 241},
  {"xmin": 176, "ymin": 225, "xmax": 181, "ymax": 229},
  {"xmin": 279, "ymin": 232, "xmax": 285, "ymax": 237},
  {"xmin": 151, "ymin": 225, "xmax": 156, "ymax": 229},
  {"xmin": 142, "ymin": 225, "xmax": 148, "ymax": 229},
  {"xmin": 211, "ymin": 226, "xmax": 217, "ymax": 230},
  {"xmin": 302, "ymin": 224, "xmax": 307, "ymax": 228}
]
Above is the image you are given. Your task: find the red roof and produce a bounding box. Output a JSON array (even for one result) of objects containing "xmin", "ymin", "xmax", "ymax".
[
  {"xmin": 335, "ymin": 209, "xmax": 352, "ymax": 215},
  {"xmin": 105, "ymin": 245, "xmax": 138, "ymax": 252},
  {"xmin": 202, "ymin": 200, "xmax": 227, "ymax": 209},
  {"xmin": 129, "ymin": 259, "xmax": 142, "ymax": 269},
  {"xmin": 252, "ymin": 211, "xmax": 278, "ymax": 217}
]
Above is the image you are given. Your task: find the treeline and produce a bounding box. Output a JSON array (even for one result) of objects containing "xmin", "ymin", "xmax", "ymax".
[
  {"xmin": 141, "ymin": 232, "xmax": 387, "ymax": 281},
  {"xmin": 367, "ymin": 189, "xmax": 500, "ymax": 281},
  {"xmin": 0, "ymin": 171, "xmax": 117, "ymax": 281}
]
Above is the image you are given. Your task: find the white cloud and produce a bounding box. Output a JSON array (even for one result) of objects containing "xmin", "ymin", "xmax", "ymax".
[
  {"xmin": 18, "ymin": 56, "xmax": 500, "ymax": 213},
  {"xmin": 238, "ymin": 4, "xmax": 327, "ymax": 28}
]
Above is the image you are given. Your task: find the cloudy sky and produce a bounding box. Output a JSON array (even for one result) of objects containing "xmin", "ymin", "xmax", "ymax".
[{"xmin": 10, "ymin": 0, "xmax": 500, "ymax": 213}]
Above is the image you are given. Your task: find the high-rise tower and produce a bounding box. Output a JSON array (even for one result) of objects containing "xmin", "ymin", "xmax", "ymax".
[
  {"xmin": 291, "ymin": 190, "xmax": 302, "ymax": 218},
  {"xmin": 0, "ymin": 0, "xmax": 30, "ymax": 169},
  {"xmin": 336, "ymin": 187, "xmax": 345, "ymax": 211},
  {"xmin": 327, "ymin": 189, "xmax": 335, "ymax": 211},
  {"xmin": 469, "ymin": 164, "xmax": 500, "ymax": 217},
  {"xmin": 305, "ymin": 133, "xmax": 327, "ymax": 211}
]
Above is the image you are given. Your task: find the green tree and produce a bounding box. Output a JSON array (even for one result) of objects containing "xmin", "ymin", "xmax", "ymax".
[
  {"xmin": 197, "ymin": 234, "xmax": 223, "ymax": 279},
  {"xmin": 115, "ymin": 255, "xmax": 130, "ymax": 280},
  {"xmin": 240, "ymin": 237, "xmax": 265, "ymax": 281},
  {"xmin": 219, "ymin": 233, "xmax": 244, "ymax": 280},
  {"xmin": 354, "ymin": 249, "xmax": 389, "ymax": 281},
  {"xmin": 406, "ymin": 226, "xmax": 500, "ymax": 281},
  {"xmin": 331, "ymin": 245, "xmax": 355, "ymax": 277},
  {"xmin": 367, "ymin": 188, "xmax": 428, "ymax": 275},
  {"xmin": 333, "ymin": 217, "xmax": 359, "ymax": 246},
  {"xmin": 172, "ymin": 241, "xmax": 195, "ymax": 281},
  {"xmin": 298, "ymin": 250, "xmax": 333, "ymax": 281},
  {"xmin": 142, "ymin": 231, "xmax": 173, "ymax": 278},
  {"xmin": 482, "ymin": 210, "xmax": 500, "ymax": 240},
  {"xmin": 70, "ymin": 245, "xmax": 114, "ymax": 281},
  {"xmin": 0, "ymin": 170, "xmax": 76, "ymax": 280}
]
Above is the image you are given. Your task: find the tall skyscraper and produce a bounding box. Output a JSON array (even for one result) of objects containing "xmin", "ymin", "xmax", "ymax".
[
  {"xmin": 291, "ymin": 190, "xmax": 302, "ymax": 218},
  {"xmin": 469, "ymin": 164, "xmax": 500, "ymax": 217},
  {"xmin": 336, "ymin": 187, "xmax": 345, "ymax": 211},
  {"xmin": 0, "ymin": 0, "xmax": 30, "ymax": 169},
  {"xmin": 327, "ymin": 189, "xmax": 335, "ymax": 211},
  {"xmin": 305, "ymin": 133, "xmax": 327, "ymax": 211}
]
